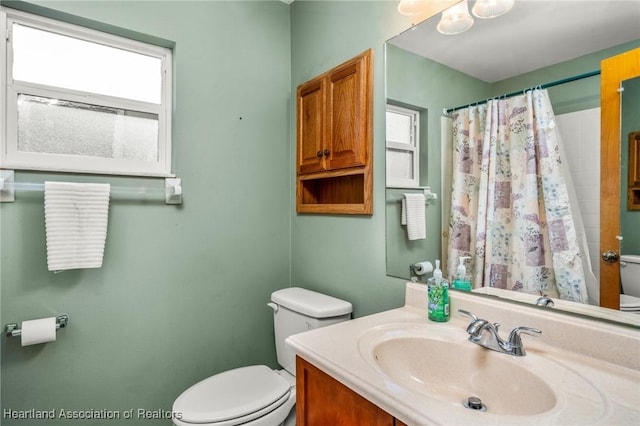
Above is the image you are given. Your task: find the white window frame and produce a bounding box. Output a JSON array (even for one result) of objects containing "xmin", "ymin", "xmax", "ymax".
[
  {"xmin": 0, "ymin": 8, "xmax": 174, "ymax": 177},
  {"xmin": 386, "ymin": 104, "xmax": 420, "ymax": 188}
]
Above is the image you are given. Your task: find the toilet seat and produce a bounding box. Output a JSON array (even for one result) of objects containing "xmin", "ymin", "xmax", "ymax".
[
  {"xmin": 173, "ymin": 365, "xmax": 291, "ymax": 425},
  {"xmin": 620, "ymin": 294, "xmax": 640, "ymax": 312}
]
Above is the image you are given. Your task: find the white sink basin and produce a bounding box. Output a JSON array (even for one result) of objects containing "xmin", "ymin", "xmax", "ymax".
[
  {"xmin": 288, "ymin": 284, "xmax": 640, "ymax": 425},
  {"xmin": 358, "ymin": 323, "xmax": 604, "ymax": 418}
]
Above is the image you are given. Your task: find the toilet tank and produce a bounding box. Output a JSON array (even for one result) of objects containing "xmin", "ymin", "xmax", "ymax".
[
  {"xmin": 620, "ymin": 255, "xmax": 640, "ymax": 298},
  {"xmin": 270, "ymin": 287, "xmax": 352, "ymax": 375}
]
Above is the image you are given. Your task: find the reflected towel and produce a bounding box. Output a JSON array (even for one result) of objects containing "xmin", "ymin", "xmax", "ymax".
[
  {"xmin": 44, "ymin": 182, "xmax": 111, "ymax": 271},
  {"xmin": 401, "ymin": 193, "xmax": 426, "ymax": 240}
]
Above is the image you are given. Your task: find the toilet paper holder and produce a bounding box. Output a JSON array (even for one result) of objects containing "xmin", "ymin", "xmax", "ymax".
[{"xmin": 5, "ymin": 314, "xmax": 69, "ymax": 338}]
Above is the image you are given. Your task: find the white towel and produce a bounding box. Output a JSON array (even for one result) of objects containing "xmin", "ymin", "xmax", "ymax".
[
  {"xmin": 44, "ymin": 182, "xmax": 111, "ymax": 271},
  {"xmin": 401, "ymin": 193, "xmax": 426, "ymax": 240}
]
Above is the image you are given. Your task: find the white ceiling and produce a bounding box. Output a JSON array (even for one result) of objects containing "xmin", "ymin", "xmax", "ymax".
[{"xmin": 388, "ymin": 0, "xmax": 640, "ymax": 82}]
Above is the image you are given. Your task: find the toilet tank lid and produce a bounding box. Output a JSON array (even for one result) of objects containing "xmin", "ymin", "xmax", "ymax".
[
  {"xmin": 271, "ymin": 287, "xmax": 352, "ymax": 318},
  {"xmin": 621, "ymin": 254, "xmax": 640, "ymax": 264}
]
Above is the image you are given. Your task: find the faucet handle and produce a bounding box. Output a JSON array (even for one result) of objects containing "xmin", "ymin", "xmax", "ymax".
[
  {"xmin": 510, "ymin": 326, "xmax": 542, "ymax": 338},
  {"xmin": 458, "ymin": 309, "xmax": 479, "ymax": 320},
  {"xmin": 508, "ymin": 327, "xmax": 542, "ymax": 346},
  {"xmin": 507, "ymin": 326, "xmax": 541, "ymax": 355}
]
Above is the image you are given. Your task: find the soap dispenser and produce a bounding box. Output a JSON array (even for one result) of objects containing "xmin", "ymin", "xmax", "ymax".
[
  {"xmin": 452, "ymin": 256, "xmax": 472, "ymax": 292},
  {"xmin": 428, "ymin": 260, "xmax": 449, "ymax": 322}
]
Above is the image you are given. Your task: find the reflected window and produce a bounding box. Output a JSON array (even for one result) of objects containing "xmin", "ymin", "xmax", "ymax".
[
  {"xmin": 386, "ymin": 104, "xmax": 420, "ymax": 187},
  {"xmin": 1, "ymin": 10, "xmax": 173, "ymax": 176}
]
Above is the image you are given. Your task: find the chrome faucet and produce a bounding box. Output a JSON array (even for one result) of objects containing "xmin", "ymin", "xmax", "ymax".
[
  {"xmin": 458, "ymin": 310, "xmax": 541, "ymax": 356},
  {"xmin": 535, "ymin": 295, "xmax": 555, "ymax": 307}
]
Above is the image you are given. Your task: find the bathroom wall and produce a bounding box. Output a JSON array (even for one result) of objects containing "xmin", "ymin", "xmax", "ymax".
[
  {"xmin": 2, "ymin": 1, "xmax": 637, "ymax": 423},
  {"xmin": 1, "ymin": 1, "xmax": 291, "ymax": 424},
  {"xmin": 288, "ymin": 1, "xmax": 415, "ymax": 317},
  {"xmin": 288, "ymin": 1, "xmax": 639, "ymax": 319},
  {"xmin": 385, "ymin": 44, "xmax": 490, "ymax": 279},
  {"xmin": 490, "ymin": 40, "xmax": 640, "ymax": 114},
  {"xmin": 555, "ymin": 108, "xmax": 601, "ymax": 279}
]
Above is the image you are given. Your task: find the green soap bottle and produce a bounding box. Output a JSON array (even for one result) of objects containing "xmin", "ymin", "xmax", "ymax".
[
  {"xmin": 428, "ymin": 260, "xmax": 449, "ymax": 322},
  {"xmin": 452, "ymin": 256, "xmax": 472, "ymax": 292}
]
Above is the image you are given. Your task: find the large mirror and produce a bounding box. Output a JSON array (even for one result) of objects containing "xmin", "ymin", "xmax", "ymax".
[{"xmin": 385, "ymin": 0, "xmax": 640, "ymax": 326}]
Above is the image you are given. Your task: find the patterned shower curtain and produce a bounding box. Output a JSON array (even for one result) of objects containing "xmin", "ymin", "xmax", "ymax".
[{"xmin": 447, "ymin": 89, "xmax": 588, "ymax": 303}]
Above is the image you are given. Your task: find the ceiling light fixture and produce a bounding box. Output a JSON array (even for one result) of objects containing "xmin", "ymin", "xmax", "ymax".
[
  {"xmin": 472, "ymin": 0, "xmax": 514, "ymax": 19},
  {"xmin": 397, "ymin": 0, "xmax": 430, "ymax": 16},
  {"xmin": 437, "ymin": 0, "xmax": 474, "ymax": 35}
]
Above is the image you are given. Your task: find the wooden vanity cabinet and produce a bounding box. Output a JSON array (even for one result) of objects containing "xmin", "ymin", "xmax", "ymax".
[
  {"xmin": 296, "ymin": 356, "xmax": 407, "ymax": 426},
  {"xmin": 296, "ymin": 49, "xmax": 373, "ymax": 215}
]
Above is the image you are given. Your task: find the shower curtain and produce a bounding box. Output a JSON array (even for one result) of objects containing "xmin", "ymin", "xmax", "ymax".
[{"xmin": 447, "ymin": 89, "xmax": 588, "ymax": 303}]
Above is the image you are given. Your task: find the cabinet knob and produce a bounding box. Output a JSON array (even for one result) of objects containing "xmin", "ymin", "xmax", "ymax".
[
  {"xmin": 323, "ymin": 149, "xmax": 330, "ymax": 157},
  {"xmin": 316, "ymin": 151, "xmax": 323, "ymax": 158}
]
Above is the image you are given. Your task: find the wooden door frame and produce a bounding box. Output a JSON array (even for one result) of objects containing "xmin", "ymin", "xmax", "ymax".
[{"xmin": 600, "ymin": 47, "xmax": 640, "ymax": 309}]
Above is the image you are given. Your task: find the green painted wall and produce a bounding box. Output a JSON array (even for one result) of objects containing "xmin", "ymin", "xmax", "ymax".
[
  {"xmin": 384, "ymin": 44, "xmax": 490, "ymax": 279},
  {"xmin": 289, "ymin": 1, "xmax": 416, "ymax": 318},
  {"xmin": 1, "ymin": 1, "xmax": 291, "ymax": 424},
  {"xmin": 492, "ymin": 40, "xmax": 640, "ymax": 115}
]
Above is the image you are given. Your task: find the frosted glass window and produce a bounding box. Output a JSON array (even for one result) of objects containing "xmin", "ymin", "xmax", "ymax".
[
  {"xmin": 1, "ymin": 9, "xmax": 173, "ymax": 176},
  {"xmin": 17, "ymin": 95, "xmax": 159, "ymax": 162},
  {"xmin": 386, "ymin": 111, "xmax": 413, "ymax": 145},
  {"xmin": 386, "ymin": 104, "xmax": 420, "ymax": 188},
  {"xmin": 387, "ymin": 149, "xmax": 416, "ymax": 182},
  {"xmin": 13, "ymin": 24, "xmax": 162, "ymax": 104}
]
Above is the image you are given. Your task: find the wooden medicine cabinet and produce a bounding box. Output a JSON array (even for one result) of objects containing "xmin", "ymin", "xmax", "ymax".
[
  {"xmin": 296, "ymin": 49, "xmax": 373, "ymax": 214},
  {"xmin": 629, "ymin": 131, "xmax": 640, "ymax": 210}
]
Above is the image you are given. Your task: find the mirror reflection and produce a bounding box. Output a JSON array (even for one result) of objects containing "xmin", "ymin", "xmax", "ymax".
[
  {"xmin": 622, "ymin": 77, "xmax": 640, "ymax": 255},
  {"xmin": 620, "ymin": 77, "xmax": 640, "ymax": 312},
  {"xmin": 384, "ymin": 0, "xmax": 640, "ymax": 326}
]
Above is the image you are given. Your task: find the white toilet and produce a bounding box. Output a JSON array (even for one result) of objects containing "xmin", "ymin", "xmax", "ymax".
[
  {"xmin": 172, "ymin": 287, "xmax": 352, "ymax": 426},
  {"xmin": 620, "ymin": 255, "xmax": 640, "ymax": 312}
]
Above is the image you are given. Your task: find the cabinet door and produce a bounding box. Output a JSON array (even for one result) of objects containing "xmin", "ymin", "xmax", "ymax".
[
  {"xmin": 297, "ymin": 77, "xmax": 326, "ymax": 174},
  {"xmin": 629, "ymin": 131, "xmax": 640, "ymax": 210},
  {"xmin": 325, "ymin": 52, "xmax": 370, "ymax": 171},
  {"xmin": 296, "ymin": 356, "xmax": 394, "ymax": 426},
  {"xmin": 630, "ymin": 131, "xmax": 640, "ymax": 187}
]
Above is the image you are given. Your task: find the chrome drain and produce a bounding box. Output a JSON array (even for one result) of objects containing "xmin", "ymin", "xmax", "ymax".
[{"xmin": 463, "ymin": 396, "xmax": 487, "ymax": 412}]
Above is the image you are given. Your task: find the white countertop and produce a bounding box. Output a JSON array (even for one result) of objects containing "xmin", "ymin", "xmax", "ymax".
[{"xmin": 287, "ymin": 283, "xmax": 640, "ymax": 426}]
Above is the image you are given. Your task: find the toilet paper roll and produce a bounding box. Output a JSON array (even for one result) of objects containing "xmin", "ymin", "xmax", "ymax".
[
  {"xmin": 413, "ymin": 261, "xmax": 433, "ymax": 276},
  {"xmin": 21, "ymin": 317, "xmax": 57, "ymax": 347}
]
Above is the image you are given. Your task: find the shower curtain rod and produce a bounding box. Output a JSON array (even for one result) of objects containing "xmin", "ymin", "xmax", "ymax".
[{"xmin": 444, "ymin": 69, "xmax": 601, "ymax": 114}]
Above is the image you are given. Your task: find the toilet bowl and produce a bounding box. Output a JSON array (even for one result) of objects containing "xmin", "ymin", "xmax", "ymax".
[
  {"xmin": 620, "ymin": 255, "xmax": 640, "ymax": 312},
  {"xmin": 172, "ymin": 287, "xmax": 352, "ymax": 425}
]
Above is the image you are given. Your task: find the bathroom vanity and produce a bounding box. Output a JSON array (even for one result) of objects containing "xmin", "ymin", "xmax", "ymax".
[
  {"xmin": 296, "ymin": 357, "xmax": 406, "ymax": 426},
  {"xmin": 287, "ymin": 283, "xmax": 640, "ymax": 425}
]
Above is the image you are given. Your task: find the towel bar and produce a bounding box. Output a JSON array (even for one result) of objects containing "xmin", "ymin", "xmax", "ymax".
[
  {"xmin": 385, "ymin": 186, "xmax": 438, "ymax": 203},
  {"xmin": 5, "ymin": 315, "xmax": 69, "ymax": 338},
  {"xmin": 0, "ymin": 170, "xmax": 182, "ymax": 204}
]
